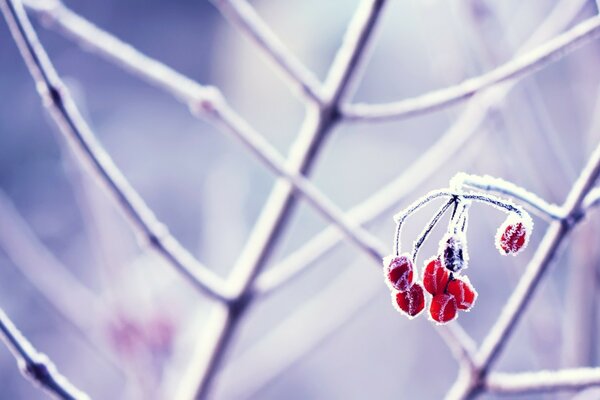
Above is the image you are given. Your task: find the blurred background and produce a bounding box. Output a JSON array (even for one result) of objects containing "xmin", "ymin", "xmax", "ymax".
[{"xmin": 1, "ymin": 0, "xmax": 600, "ymax": 398}]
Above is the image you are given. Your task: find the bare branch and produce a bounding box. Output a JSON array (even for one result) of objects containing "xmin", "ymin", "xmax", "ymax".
[
  {"xmin": 0, "ymin": 0, "xmax": 229, "ymax": 301},
  {"xmin": 342, "ymin": 16, "xmax": 600, "ymax": 122},
  {"xmin": 0, "ymin": 308, "xmax": 90, "ymax": 400},
  {"xmin": 486, "ymin": 368, "xmax": 600, "ymax": 395},
  {"xmin": 176, "ymin": 1, "xmax": 389, "ymax": 398},
  {"xmin": 199, "ymin": 99, "xmax": 388, "ymax": 265},
  {"xmin": 210, "ymin": 0, "xmax": 324, "ymax": 104}
]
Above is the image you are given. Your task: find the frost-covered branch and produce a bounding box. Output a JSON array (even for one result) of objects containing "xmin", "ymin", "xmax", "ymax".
[
  {"xmin": 0, "ymin": 0, "xmax": 230, "ymax": 301},
  {"xmin": 0, "ymin": 308, "xmax": 90, "ymax": 400},
  {"xmin": 342, "ymin": 15, "xmax": 600, "ymax": 122},
  {"xmin": 210, "ymin": 0, "xmax": 324, "ymax": 103},
  {"xmin": 486, "ymin": 368, "xmax": 600, "ymax": 394},
  {"xmin": 452, "ymin": 173, "xmax": 563, "ymax": 221}
]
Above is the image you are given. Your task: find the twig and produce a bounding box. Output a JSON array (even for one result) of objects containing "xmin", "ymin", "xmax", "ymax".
[
  {"xmin": 486, "ymin": 368, "xmax": 600, "ymax": 394},
  {"xmin": 342, "ymin": 16, "xmax": 600, "ymax": 122},
  {"xmin": 175, "ymin": 1, "xmax": 388, "ymax": 398},
  {"xmin": 0, "ymin": 307, "xmax": 90, "ymax": 400},
  {"xmin": 210, "ymin": 0, "xmax": 324, "ymax": 103},
  {"xmin": 0, "ymin": 0, "xmax": 229, "ymax": 301},
  {"xmin": 452, "ymin": 173, "xmax": 564, "ymax": 221}
]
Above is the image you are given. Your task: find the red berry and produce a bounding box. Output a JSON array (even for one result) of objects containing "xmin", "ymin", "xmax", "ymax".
[
  {"xmin": 423, "ymin": 257, "xmax": 450, "ymax": 295},
  {"xmin": 393, "ymin": 283, "xmax": 425, "ymax": 318},
  {"xmin": 446, "ymin": 277, "xmax": 478, "ymax": 311},
  {"xmin": 496, "ymin": 215, "xmax": 532, "ymax": 255},
  {"xmin": 429, "ymin": 293, "xmax": 457, "ymax": 324},
  {"xmin": 384, "ymin": 254, "xmax": 414, "ymax": 292}
]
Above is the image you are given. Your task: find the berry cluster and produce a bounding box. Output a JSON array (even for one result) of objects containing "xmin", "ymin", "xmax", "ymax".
[{"xmin": 384, "ymin": 174, "xmax": 533, "ymax": 325}]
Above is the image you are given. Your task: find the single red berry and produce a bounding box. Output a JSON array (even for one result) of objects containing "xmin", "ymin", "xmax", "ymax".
[
  {"xmin": 423, "ymin": 257, "xmax": 450, "ymax": 295},
  {"xmin": 384, "ymin": 254, "xmax": 414, "ymax": 292},
  {"xmin": 393, "ymin": 282, "xmax": 425, "ymax": 318},
  {"xmin": 429, "ymin": 293, "xmax": 457, "ymax": 324},
  {"xmin": 446, "ymin": 277, "xmax": 478, "ymax": 311},
  {"xmin": 496, "ymin": 215, "xmax": 531, "ymax": 255}
]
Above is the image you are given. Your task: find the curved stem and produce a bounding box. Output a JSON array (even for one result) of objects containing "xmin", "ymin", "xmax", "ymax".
[
  {"xmin": 412, "ymin": 198, "xmax": 456, "ymax": 262},
  {"xmin": 393, "ymin": 190, "xmax": 455, "ymax": 256}
]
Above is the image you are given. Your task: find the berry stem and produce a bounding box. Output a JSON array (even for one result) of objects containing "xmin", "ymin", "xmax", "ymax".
[
  {"xmin": 393, "ymin": 190, "xmax": 455, "ymax": 256},
  {"xmin": 411, "ymin": 198, "xmax": 456, "ymax": 262}
]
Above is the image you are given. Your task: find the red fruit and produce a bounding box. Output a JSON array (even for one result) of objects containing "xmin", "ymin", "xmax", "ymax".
[
  {"xmin": 446, "ymin": 277, "xmax": 478, "ymax": 311},
  {"xmin": 384, "ymin": 254, "xmax": 414, "ymax": 292},
  {"xmin": 496, "ymin": 215, "xmax": 532, "ymax": 255},
  {"xmin": 429, "ymin": 293, "xmax": 457, "ymax": 324},
  {"xmin": 423, "ymin": 257, "xmax": 450, "ymax": 295},
  {"xmin": 393, "ymin": 283, "xmax": 425, "ymax": 318}
]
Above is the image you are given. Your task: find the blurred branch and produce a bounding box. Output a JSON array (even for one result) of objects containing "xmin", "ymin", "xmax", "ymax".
[
  {"xmin": 486, "ymin": 368, "xmax": 600, "ymax": 394},
  {"xmin": 22, "ymin": 0, "xmax": 388, "ymax": 276},
  {"xmin": 176, "ymin": 1, "xmax": 390, "ymax": 398},
  {"xmin": 0, "ymin": 308, "xmax": 90, "ymax": 400},
  {"xmin": 447, "ymin": 142, "xmax": 600, "ymax": 399},
  {"xmin": 0, "ymin": 0, "xmax": 230, "ymax": 301},
  {"xmin": 584, "ymin": 187, "xmax": 600, "ymax": 210},
  {"xmin": 0, "ymin": 190, "xmax": 105, "ymax": 329},
  {"xmin": 342, "ymin": 16, "xmax": 600, "ymax": 122},
  {"xmin": 210, "ymin": 0, "xmax": 324, "ymax": 104}
]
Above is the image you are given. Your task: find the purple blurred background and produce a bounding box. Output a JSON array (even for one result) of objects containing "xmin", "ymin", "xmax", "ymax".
[{"xmin": 1, "ymin": 0, "xmax": 600, "ymax": 398}]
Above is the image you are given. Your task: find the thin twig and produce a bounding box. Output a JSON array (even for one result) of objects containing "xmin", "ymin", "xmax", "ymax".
[
  {"xmin": 342, "ymin": 15, "xmax": 600, "ymax": 121},
  {"xmin": 486, "ymin": 368, "xmax": 600, "ymax": 394},
  {"xmin": 210, "ymin": 0, "xmax": 324, "ymax": 103},
  {"xmin": 452, "ymin": 173, "xmax": 563, "ymax": 221},
  {"xmin": 0, "ymin": 308, "xmax": 90, "ymax": 400},
  {"xmin": 0, "ymin": 0, "xmax": 229, "ymax": 301},
  {"xmin": 176, "ymin": 1, "xmax": 388, "ymax": 398}
]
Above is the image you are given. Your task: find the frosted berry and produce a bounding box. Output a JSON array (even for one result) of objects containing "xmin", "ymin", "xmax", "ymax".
[
  {"xmin": 446, "ymin": 277, "xmax": 478, "ymax": 311},
  {"xmin": 496, "ymin": 215, "xmax": 531, "ymax": 255},
  {"xmin": 384, "ymin": 254, "xmax": 414, "ymax": 292},
  {"xmin": 429, "ymin": 293, "xmax": 457, "ymax": 324},
  {"xmin": 393, "ymin": 282, "xmax": 425, "ymax": 318},
  {"xmin": 440, "ymin": 233, "xmax": 468, "ymax": 272},
  {"xmin": 423, "ymin": 257, "xmax": 450, "ymax": 295}
]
